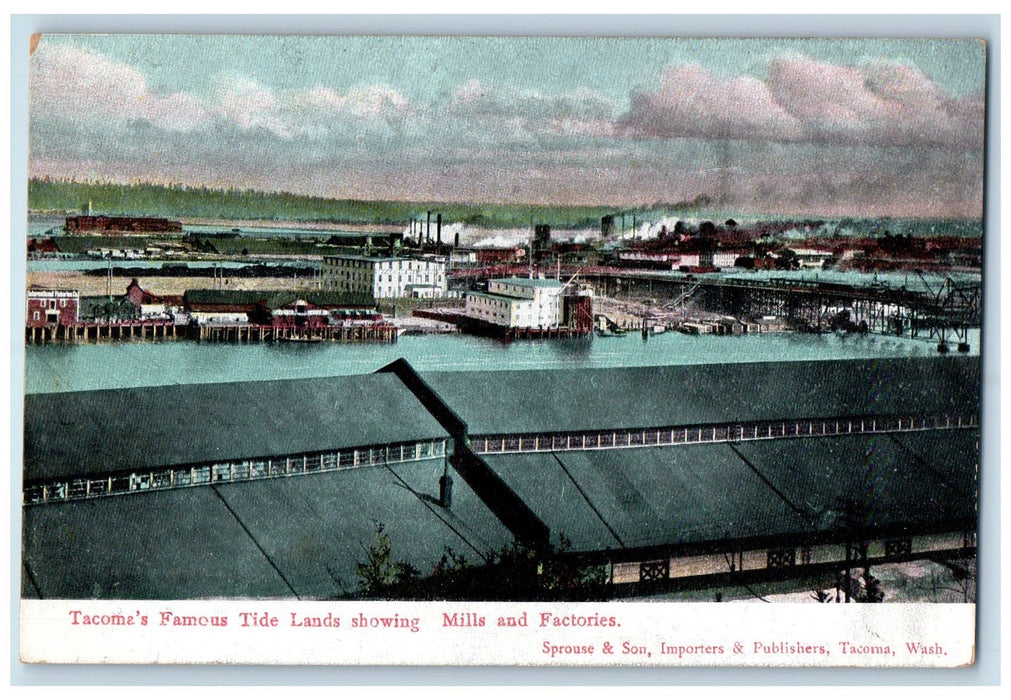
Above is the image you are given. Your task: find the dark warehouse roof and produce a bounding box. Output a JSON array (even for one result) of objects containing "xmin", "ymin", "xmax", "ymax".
[
  {"xmin": 482, "ymin": 445, "xmax": 810, "ymax": 551},
  {"xmin": 183, "ymin": 288, "xmax": 370, "ymax": 310},
  {"xmin": 182, "ymin": 288, "xmax": 270, "ymax": 307},
  {"xmin": 731, "ymin": 431, "xmax": 978, "ymax": 533},
  {"xmin": 421, "ymin": 356, "xmax": 979, "ymax": 436},
  {"xmin": 481, "ymin": 429, "xmax": 978, "ymax": 554},
  {"xmin": 23, "ymin": 459, "xmax": 512, "ymax": 600},
  {"xmin": 22, "ymin": 486, "xmax": 295, "ymax": 599},
  {"xmin": 21, "ymin": 357, "xmax": 981, "ymax": 600},
  {"xmin": 24, "ymin": 373, "xmax": 449, "ymax": 482},
  {"xmin": 890, "ymin": 429, "xmax": 981, "ymax": 496}
]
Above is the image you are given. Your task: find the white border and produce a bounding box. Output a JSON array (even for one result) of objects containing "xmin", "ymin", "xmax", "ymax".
[{"xmin": 6, "ymin": 12, "xmax": 1001, "ymax": 687}]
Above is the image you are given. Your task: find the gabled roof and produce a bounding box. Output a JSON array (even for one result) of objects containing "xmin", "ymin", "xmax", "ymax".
[
  {"xmin": 421, "ymin": 357, "xmax": 979, "ymax": 436},
  {"xmin": 182, "ymin": 288, "xmax": 372, "ymax": 311},
  {"xmin": 78, "ymin": 296, "xmax": 137, "ymax": 319},
  {"xmin": 732, "ymin": 432, "xmax": 977, "ymax": 533},
  {"xmin": 481, "ymin": 430, "xmax": 978, "ymax": 553},
  {"xmin": 126, "ymin": 280, "xmax": 183, "ymax": 307},
  {"xmin": 266, "ymin": 291, "xmax": 373, "ymax": 310},
  {"xmin": 465, "ymin": 290, "xmax": 529, "ymax": 303},
  {"xmin": 182, "ymin": 289, "xmax": 270, "ymax": 307},
  {"xmin": 24, "ymin": 373, "xmax": 449, "ymax": 481},
  {"xmin": 21, "ymin": 357, "xmax": 981, "ymax": 599},
  {"xmin": 23, "ymin": 458, "xmax": 512, "ymax": 600}
]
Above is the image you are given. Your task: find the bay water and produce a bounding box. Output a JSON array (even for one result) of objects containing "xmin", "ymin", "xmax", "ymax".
[{"xmin": 22, "ymin": 328, "xmax": 977, "ymax": 395}]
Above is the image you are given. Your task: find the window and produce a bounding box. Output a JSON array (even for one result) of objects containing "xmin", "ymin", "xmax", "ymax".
[
  {"xmin": 884, "ymin": 539, "xmax": 912, "ymax": 557},
  {"xmin": 639, "ymin": 560, "xmax": 669, "ymax": 581},
  {"xmin": 767, "ymin": 548, "xmax": 796, "ymax": 568}
]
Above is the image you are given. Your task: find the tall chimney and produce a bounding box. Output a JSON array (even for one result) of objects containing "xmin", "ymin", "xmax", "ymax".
[
  {"xmin": 426, "ymin": 211, "xmax": 431, "ymax": 244},
  {"xmin": 436, "ymin": 214, "xmax": 442, "ymax": 246}
]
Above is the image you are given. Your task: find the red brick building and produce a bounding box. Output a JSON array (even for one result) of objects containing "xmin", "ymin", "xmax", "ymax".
[
  {"xmin": 26, "ymin": 289, "xmax": 79, "ymax": 327},
  {"xmin": 64, "ymin": 215, "xmax": 183, "ymax": 235},
  {"xmin": 125, "ymin": 279, "xmax": 183, "ymax": 317}
]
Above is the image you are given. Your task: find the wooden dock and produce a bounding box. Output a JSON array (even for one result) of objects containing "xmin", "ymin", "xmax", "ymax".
[
  {"xmin": 195, "ymin": 323, "xmax": 398, "ymax": 343},
  {"xmin": 26, "ymin": 321, "xmax": 181, "ymax": 344},
  {"xmin": 26, "ymin": 321, "xmax": 398, "ymax": 344}
]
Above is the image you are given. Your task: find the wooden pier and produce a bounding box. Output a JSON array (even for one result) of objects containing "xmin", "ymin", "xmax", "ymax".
[
  {"xmin": 195, "ymin": 323, "xmax": 398, "ymax": 343},
  {"xmin": 26, "ymin": 320, "xmax": 181, "ymax": 344},
  {"xmin": 26, "ymin": 320, "xmax": 398, "ymax": 344}
]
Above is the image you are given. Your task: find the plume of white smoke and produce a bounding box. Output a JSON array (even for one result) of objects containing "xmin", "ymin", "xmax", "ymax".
[{"xmin": 403, "ymin": 221, "xmax": 603, "ymax": 248}]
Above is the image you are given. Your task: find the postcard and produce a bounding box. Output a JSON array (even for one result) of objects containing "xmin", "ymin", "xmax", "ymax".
[{"xmin": 18, "ymin": 30, "xmax": 985, "ymax": 668}]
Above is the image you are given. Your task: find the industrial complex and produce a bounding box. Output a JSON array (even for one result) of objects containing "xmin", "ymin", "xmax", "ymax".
[
  {"xmin": 23, "ymin": 209, "xmax": 984, "ymax": 601},
  {"xmin": 23, "ymin": 355, "xmax": 978, "ymax": 601},
  {"xmin": 28, "ymin": 208, "xmax": 982, "ymax": 350}
]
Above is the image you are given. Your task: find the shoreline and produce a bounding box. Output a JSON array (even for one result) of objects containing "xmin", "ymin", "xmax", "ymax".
[
  {"xmin": 180, "ymin": 217, "xmax": 404, "ymax": 234},
  {"xmin": 27, "ymin": 212, "xmax": 405, "ymax": 235},
  {"xmin": 27, "ymin": 271, "xmax": 319, "ymax": 297}
]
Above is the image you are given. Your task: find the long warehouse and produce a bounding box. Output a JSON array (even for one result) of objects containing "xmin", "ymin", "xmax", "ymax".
[{"xmin": 23, "ymin": 356, "xmax": 979, "ymax": 599}]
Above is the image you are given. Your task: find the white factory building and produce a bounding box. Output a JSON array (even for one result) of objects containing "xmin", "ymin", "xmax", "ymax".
[
  {"xmin": 322, "ymin": 255, "xmax": 447, "ymax": 300},
  {"xmin": 465, "ymin": 277, "xmax": 579, "ymax": 329}
]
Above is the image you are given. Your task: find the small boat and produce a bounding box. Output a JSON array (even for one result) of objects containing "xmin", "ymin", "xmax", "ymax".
[{"xmin": 596, "ymin": 327, "xmax": 627, "ymax": 338}]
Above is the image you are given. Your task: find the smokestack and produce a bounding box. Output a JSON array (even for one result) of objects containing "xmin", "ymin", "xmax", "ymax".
[
  {"xmin": 426, "ymin": 211, "xmax": 431, "ymax": 244},
  {"xmin": 436, "ymin": 214, "xmax": 442, "ymax": 246},
  {"xmin": 719, "ymin": 140, "xmax": 730, "ymax": 208}
]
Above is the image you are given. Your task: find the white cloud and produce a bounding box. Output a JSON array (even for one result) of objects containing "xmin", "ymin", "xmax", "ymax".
[
  {"xmin": 212, "ymin": 76, "xmax": 294, "ymax": 138},
  {"xmin": 287, "ymin": 85, "xmax": 408, "ymax": 119},
  {"xmin": 446, "ymin": 79, "xmax": 618, "ymax": 140},
  {"xmin": 620, "ymin": 55, "xmax": 984, "ymax": 150},
  {"xmin": 30, "ymin": 42, "xmax": 208, "ymax": 132},
  {"xmin": 26, "ymin": 42, "xmax": 984, "ymax": 217}
]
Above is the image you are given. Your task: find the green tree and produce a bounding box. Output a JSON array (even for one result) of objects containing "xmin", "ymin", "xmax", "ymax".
[
  {"xmin": 355, "ymin": 522, "xmax": 418, "ymax": 595},
  {"xmin": 356, "ymin": 522, "xmax": 396, "ymax": 592}
]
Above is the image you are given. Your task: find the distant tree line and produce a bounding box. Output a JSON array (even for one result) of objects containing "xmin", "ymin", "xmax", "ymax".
[{"xmin": 29, "ymin": 178, "xmax": 619, "ymax": 230}]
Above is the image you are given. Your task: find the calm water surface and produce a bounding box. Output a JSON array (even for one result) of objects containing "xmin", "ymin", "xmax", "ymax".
[{"xmin": 22, "ymin": 330, "xmax": 978, "ymax": 394}]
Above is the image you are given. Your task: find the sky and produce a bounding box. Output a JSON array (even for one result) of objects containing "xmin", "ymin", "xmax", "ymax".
[{"xmin": 27, "ymin": 35, "xmax": 987, "ymax": 218}]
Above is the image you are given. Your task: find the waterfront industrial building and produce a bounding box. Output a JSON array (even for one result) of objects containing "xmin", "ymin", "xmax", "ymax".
[
  {"xmin": 25, "ymin": 282, "xmax": 397, "ymax": 344},
  {"xmin": 125, "ymin": 279, "xmax": 183, "ymax": 318},
  {"xmin": 321, "ymin": 254, "xmax": 447, "ymax": 300},
  {"xmin": 22, "ymin": 356, "xmax": 979, "ymax": 599},
  {"xmin": 23, "ymin": 374, "xmax": 508, "ymax": 598},
  {"xmin": 414, "ymin": 358, "xmax": 978, "ymax": 588},
  {"xmin": 26, "ymin": 288, "xmax": 79, "ymax": 327},
  {"xmin": 463, "ymin": 277, "xmax": 591, "ymax": 330},
  {"xmin": 63, "ymin": 215, "xmax": 183, "ymax": 235},
  {"xmin": 413, "ymin": 276, "xmax": 595, "ymax": 339}
]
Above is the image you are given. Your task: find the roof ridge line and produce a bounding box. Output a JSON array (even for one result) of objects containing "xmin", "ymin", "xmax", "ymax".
[
  {"xmin": 725, "ymin": 442, "xmax": 815, "ymax": 527},
  {"xmin": 550, "ymin": 452, "xmax": 626, "ymax": 549}
]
